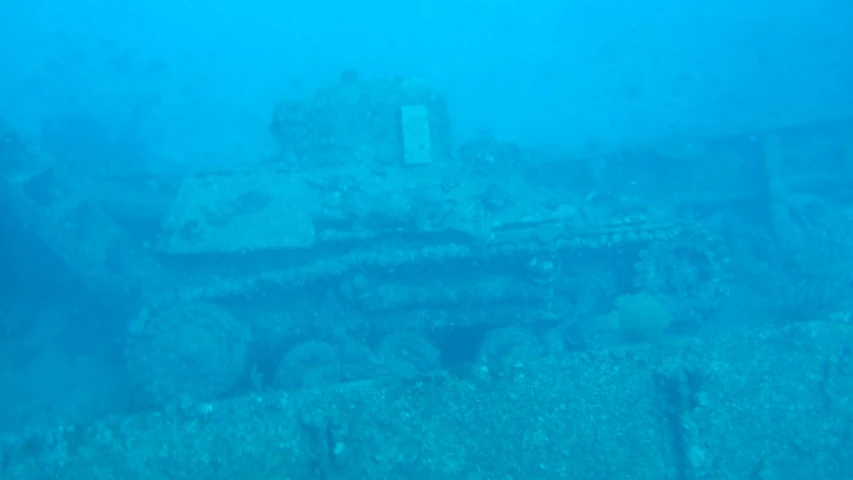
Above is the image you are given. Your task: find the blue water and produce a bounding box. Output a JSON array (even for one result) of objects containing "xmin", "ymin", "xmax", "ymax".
[{"xmin": 1, "ymin": 0, "xmax": 852, "ymax": 478}]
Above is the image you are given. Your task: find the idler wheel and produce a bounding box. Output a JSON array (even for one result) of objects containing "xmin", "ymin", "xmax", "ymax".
[{"xmin": 125, "ymin": 302, "xmax": 250, "ymax": 405}]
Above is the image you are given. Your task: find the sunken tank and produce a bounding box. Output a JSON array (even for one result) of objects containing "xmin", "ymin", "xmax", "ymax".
[{"xmin": 123, "ymin": 73, "xmax": 729, "ymax": 406}]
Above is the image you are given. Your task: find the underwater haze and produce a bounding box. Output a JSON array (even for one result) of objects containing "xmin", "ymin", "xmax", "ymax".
[
  {"xmin": 2, "ymin": 0, "xmax": 853, "ymax": 478},
  {"xmin": 1, "ymin": 0, "xmax": 851, "ymax": 166}
]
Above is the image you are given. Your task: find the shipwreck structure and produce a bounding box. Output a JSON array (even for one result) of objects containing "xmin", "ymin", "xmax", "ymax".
[{"xmin": 1, "ymin": 71, "xmax": 852, "ymax": 480}]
